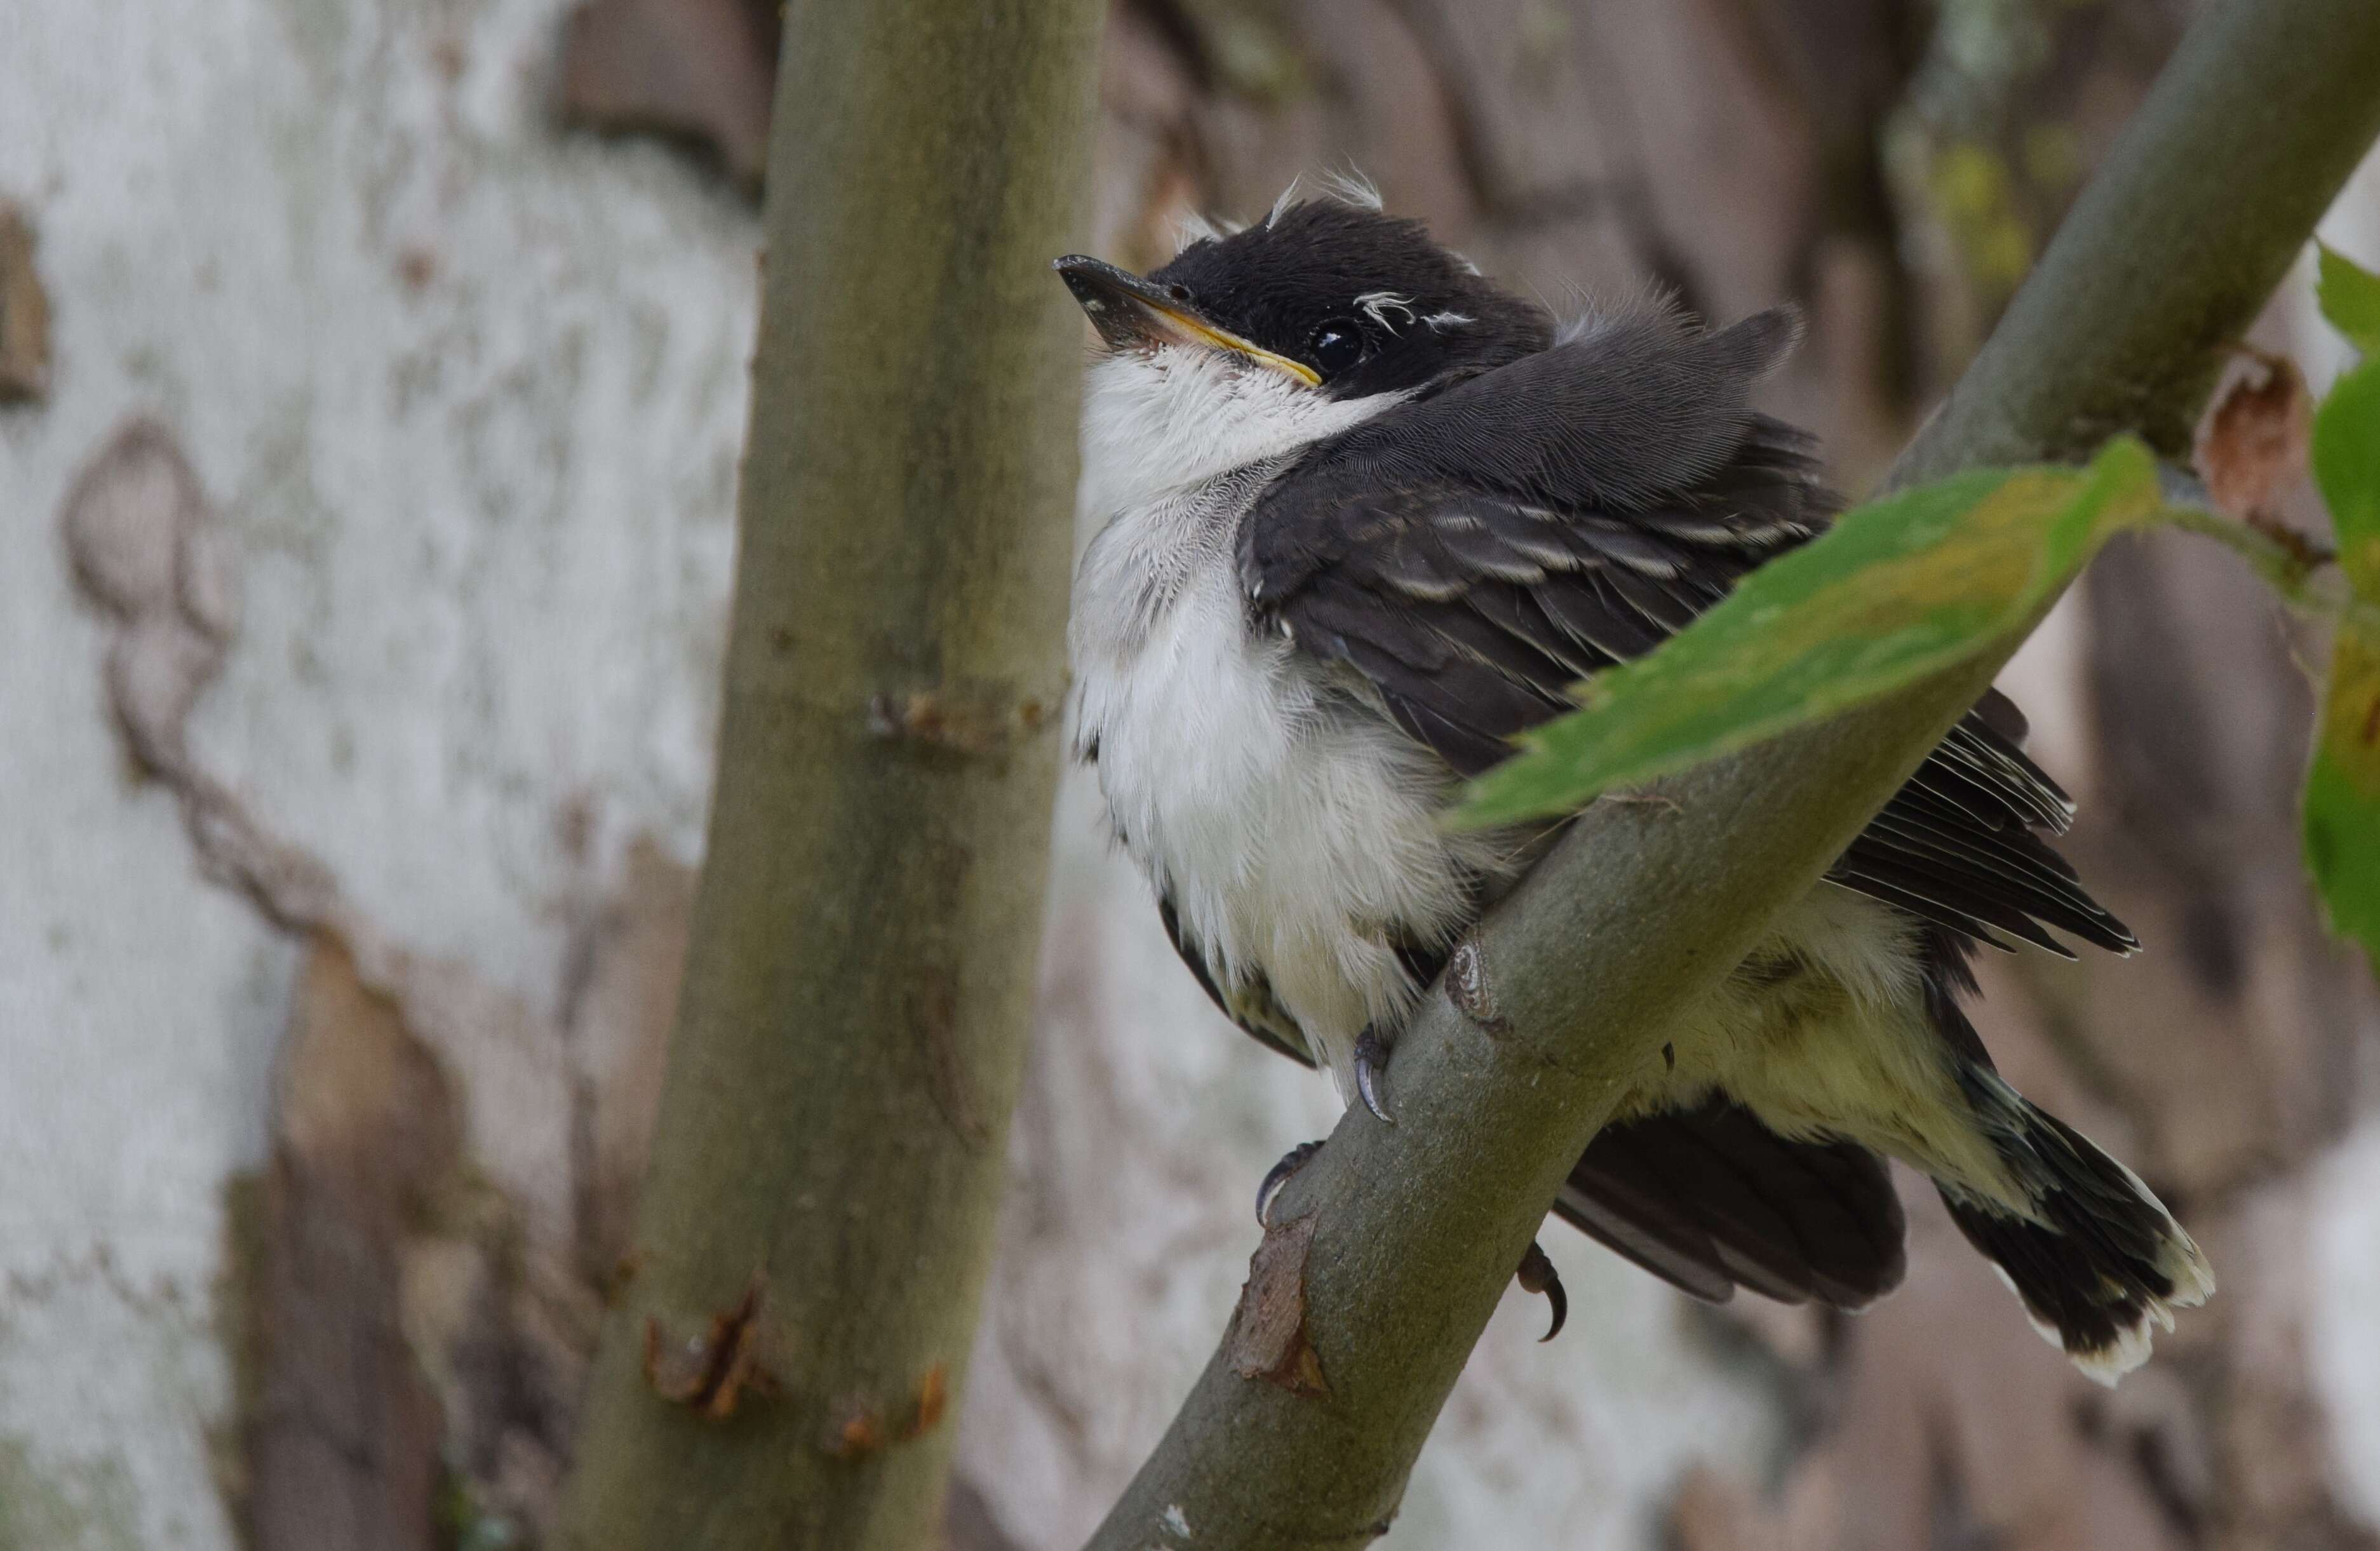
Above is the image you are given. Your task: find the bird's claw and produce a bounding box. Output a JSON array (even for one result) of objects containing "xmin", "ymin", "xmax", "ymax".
[
  {"xmin": 1354, "ymin": 1027, "xmax": 1394, "ymax": 1124},
  {"xmin": 1518, "ymin": 1239, "xmax": 1568, "ymax": 1343},
  {"xmin": 1256, "ymin": 1139, "xmax": 1326, "ymax": 1227}
]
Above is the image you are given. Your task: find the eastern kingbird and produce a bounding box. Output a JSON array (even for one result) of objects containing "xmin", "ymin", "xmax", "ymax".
[{"xmin": 1054, "ymin": 182, "xmax": 2211, "ymax": 1380}]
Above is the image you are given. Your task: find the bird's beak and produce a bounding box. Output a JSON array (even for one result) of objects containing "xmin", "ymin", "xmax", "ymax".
[{"xmin": 1052, "ymin": 255, "xmax": 1321, "ymax": 388}]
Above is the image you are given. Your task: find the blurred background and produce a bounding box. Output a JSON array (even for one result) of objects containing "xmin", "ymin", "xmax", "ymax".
[{"xmin": 6, "ymin": 1, "xmax": 2380, "ymax": 1547}]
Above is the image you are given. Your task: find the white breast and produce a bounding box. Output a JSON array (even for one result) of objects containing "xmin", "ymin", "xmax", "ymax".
[
  {"xmin": 1067, "ymin": 344, "xmax": 1514, "ymax": 1088},
  {"xmin": 1069, "ymin": 469, "xmax": 1506, "ymax": 1089}
]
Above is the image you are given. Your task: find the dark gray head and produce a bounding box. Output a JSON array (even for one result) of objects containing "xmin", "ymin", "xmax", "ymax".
[{"xmin": 1055, "ymin": 198, "xmax": 1549, "ymax": 402}]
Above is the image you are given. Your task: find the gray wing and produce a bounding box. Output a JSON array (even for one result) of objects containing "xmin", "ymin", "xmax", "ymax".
[
  {"xmin": 1239, "ymin": 309, "xmax": 2135, "ymax": 957},
  {"xmin": 1557, "ymin": 1100, "xmax": 1907, "ymax": 1308},
  {"xmin": 1228, "ymin": 304, "xmax": 2129, "ymax": 1306}
]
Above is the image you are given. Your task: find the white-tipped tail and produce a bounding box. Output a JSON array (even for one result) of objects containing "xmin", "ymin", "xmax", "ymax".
[{"xmin": 1942, "ymin": 1091, "xmax": 2214, "ymax": 1383}]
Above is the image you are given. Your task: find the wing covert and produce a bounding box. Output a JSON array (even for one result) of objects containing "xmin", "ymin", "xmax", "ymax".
[{"xmin": 1237, "ymin": 307, "xmax": 2135, "ymax": 960}]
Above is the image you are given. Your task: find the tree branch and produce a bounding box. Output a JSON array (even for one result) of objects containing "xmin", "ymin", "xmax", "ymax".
[
  {"xmin": 551, "ymin": 4, "xmax": 1103, "ymax": 1548},
  {"xmin": 1084, "ymin": 3, "xmax": 2380, "ymax": 1546}
]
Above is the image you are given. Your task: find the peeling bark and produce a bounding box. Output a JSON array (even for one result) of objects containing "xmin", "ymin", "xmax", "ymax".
[
  {"xmin": 244, "ymin": 936, "xmax": 457, "ymax": 1551},
  {"xmin": 1227, "ymin": 1216, "xmax": 1331, "ymax": 1400},
  {"xmin": 0, "ymin": 202, "xmax": 48, "ymax": 403}
]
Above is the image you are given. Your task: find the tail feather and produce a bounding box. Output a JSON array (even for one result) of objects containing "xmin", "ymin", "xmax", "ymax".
[
  {"xmin": 1556, "ymin": 1099, "xmax": 1907, "ymax": 1310},
  {"xmin": 1942, "ymin": 1089, "xmax": 2213, "ymax": 1385}
]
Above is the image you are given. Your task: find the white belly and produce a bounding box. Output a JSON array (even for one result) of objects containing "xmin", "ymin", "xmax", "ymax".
[
  {"xmin": 1068, "ymin": 493, "xmax": 1994, "ymax": 1182},
  {"xmin": 1071, "ymin": 551, "xmax": 1500, "ymax": 1085}
]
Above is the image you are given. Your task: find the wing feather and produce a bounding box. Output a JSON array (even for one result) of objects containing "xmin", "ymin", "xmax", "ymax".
[
  {"xmin": 1236, "ymin": 320, "xmax": 2130, "ymax": 960},
  {"xmin": 1556, "ymin": 1101, "xmax": 1907, "ymax": 1310},
  {"xmin": 1202, "ymin": 300, "xmax": 2126, "ymax": 1309}
]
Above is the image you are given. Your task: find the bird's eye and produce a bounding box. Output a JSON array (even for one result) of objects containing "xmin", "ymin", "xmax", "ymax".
[{"xmin": 1308, "ymin": 318, "xmax": 1365, "ymax": 376}]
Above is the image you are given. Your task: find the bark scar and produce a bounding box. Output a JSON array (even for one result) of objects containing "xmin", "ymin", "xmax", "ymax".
[
  {"xmin": 1227, "ymin": 1214, "xmax": 1330, "ymax": 1399},
  {"xmin": 0, "ymin": 202, "xmax": 50, "ymax": 403},
  {"xmin": 913, "ymin": 965, "xmax": 991, "ymax": 1149},
  {"xmin": 1445, "ymin": 939, "xmax": 1509, "ymax": 1035},
  {"xmin": 642, "ymin": 1274, "xmax": 775, "ymax": 1420},
  {"xmin": 896, "ymin": 1362, "xmax": 949, "ymax": 1441},
  {"xmin": 823, "ymin": 1362, "xmax": 948, "ymax": 1459},
  {"xmin": 827, "ymin": 1403, "xmax": 883, "ymax": 1461}
]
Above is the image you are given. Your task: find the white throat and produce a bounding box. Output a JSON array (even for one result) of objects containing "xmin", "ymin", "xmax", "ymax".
[{"xmin": 1075, "ymin": 347, "xmax": 1402, "ymax": 526}]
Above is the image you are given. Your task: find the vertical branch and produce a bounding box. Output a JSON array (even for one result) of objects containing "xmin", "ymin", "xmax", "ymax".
[{"xmin": 553, "ymin": 3, "xmax": 1103, "ymax": 1548}]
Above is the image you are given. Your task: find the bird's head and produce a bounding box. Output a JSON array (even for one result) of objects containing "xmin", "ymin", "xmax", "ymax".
[{"xmin": 1056, "ymin": 189, "xmax": 1547, "ymax": 507}]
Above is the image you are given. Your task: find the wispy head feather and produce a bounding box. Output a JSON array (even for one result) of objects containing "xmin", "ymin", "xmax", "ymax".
[
  {"xmin": 1314, "ymin": 166, "xmax": 1384, "ymax": 211},
  {"xmin": 1265, "ymin": 165, "xmax": 1386, "ymax": 229},
  {"xmin": 1174, "ymin": 210, "xmax": 1224, "ymax": 250},
  {"xmin": 1265, "ymin": 176, "xmax": 1307, "ymax": 229},
  {"xmin": 1173, "ymin": 210, "xmax": 1245, "ymax": 252}
]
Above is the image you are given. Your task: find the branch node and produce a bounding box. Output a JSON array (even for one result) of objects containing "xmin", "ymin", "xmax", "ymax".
[
  {"xmin": 817, "ymin": 1360, "xmax": 949, "ymax": 1461},
  {"xmin": 867, "ymin": 682, "xmax": 1054, "ymax": 756},
  {"xmin": 640, "ymin": 1274, "xmax": 774, "ymax": 1420},
  {"xmin": 1444, "ymin": 940, "xmax": 1508, "ymax": 1035}
]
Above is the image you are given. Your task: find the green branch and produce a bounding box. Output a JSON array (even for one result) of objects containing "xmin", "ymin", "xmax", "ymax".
[
  {"xmin": 2162, "ymin": 496, "xmax": 2380, "ymax": 636},
  {"xmin": 1084, "ymin": 3, "xmax": 2380, "ymax": 1546},
  {"xmin": 551, "ymin": 5, "xmax": 1103, "ymax": 1549}
]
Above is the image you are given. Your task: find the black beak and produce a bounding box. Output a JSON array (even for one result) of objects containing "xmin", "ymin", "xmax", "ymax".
[
  {"xmin": 1051, "ymin": 255, "xmax": 1321, "ymax": 386},
  {"xmin": 1053, "ymin": 255, "xmax": 1193, "ymax": 349}
]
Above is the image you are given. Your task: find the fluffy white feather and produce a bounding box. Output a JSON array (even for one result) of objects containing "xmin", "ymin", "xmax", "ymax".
[
  {"xmin": 1314, "ymin": 166, "xmax": 1385, "ymax": 211},
  {"xmin": 1352, "ymin": 290, "xmax": 1416, "ymax": 332},
  {"xmin": 1072, "ymin": 347, "xmax": 1470, "ymax": 1089}
]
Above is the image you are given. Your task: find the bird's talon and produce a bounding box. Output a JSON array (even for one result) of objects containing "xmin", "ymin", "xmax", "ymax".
[
  {"xmin": 1256, "ymin": 1139, "xmax": 1326, "ymax": 1226},
  {"xmin": 1354, "ymin": 1028, "xmax": 1395, "ymax": 1124},
  {"xmin": 1519, "ymin": 1240, "xmax": 1568, "ymax": 1342}
]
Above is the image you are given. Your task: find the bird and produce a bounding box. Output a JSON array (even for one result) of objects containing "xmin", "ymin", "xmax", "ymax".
[{"xmin": 1052, "ymin": 177, "xmax": 2212, "ymax": 1381}]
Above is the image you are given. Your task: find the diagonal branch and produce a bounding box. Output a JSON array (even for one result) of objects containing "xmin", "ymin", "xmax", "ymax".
[{"xmin": 1084, "ymin": 3, "xmax": 2380, "ymax": 1546}]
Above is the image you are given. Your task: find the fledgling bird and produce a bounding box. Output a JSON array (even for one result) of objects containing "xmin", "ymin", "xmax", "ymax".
[{"xmin": 1053, "ymin": 180, "xmax": 2212, "ymax": 1381}]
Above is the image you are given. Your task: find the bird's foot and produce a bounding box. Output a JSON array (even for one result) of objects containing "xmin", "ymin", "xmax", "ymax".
[
  {"xmin": 1518, "ymin": 1240, "xmax": 1568, "ymax": 1342},
  {"xmin": 1256, "ymin": 1139, "xmax": 1326, "ymax": 1227},
  {"xmin": 1354, "ymin": 1026, "xmax": 1394, "ymax": 1124}
]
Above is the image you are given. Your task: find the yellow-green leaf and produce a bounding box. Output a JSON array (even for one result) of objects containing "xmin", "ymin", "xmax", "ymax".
[
  {"xmin": 2304, "ymin": 619, "xmax": 2380, "ymax": 969},
  {"xmin": 2318, "ymin": 241, "xmax": 2380, "ymax": 358},
  {"xmin": 1448, "ymin": 438, "xmax": 2164, "ymax": 829}
]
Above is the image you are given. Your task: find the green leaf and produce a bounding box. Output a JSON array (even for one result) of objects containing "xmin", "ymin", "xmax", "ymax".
[
  {"xmin": 2314, "ymin": 358, "xmax": 2380, "ymax": 595},
  {"xmin": 2304, "ymin": 618, "xmax": 2380, "ymax": 971},
  {"xmin": 1448, "ymin": 438, "xmax": 2164, "ymax": 829},
  {"xmin": 2303, "ymin": 274, "xmax": 2380, "ymax": 972},
  {"xmin": 2318, "ymin": 241, "xmax": 2380, "ymax": 358}
]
